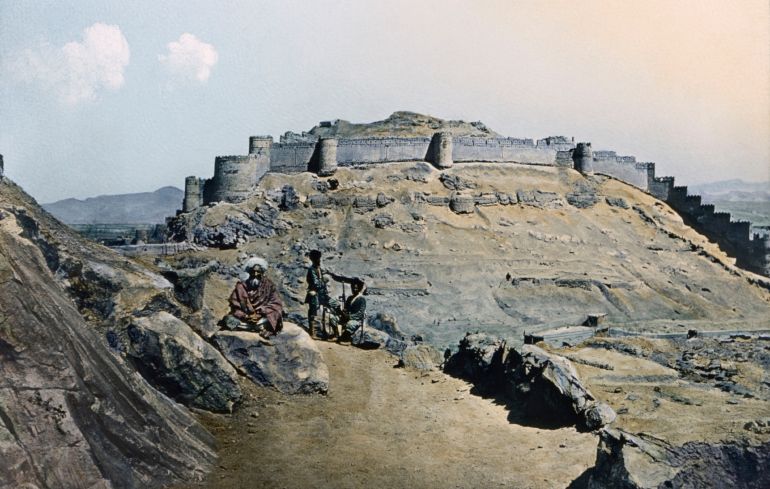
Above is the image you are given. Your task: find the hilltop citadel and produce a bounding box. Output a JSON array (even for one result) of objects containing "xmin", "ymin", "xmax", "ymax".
[{"xmin": 180, "ymin": 114, "xmax": 770, "ymax": 278}]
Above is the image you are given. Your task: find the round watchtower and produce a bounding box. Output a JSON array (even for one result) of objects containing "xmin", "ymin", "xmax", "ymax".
[
  {"xmin": 572, "ymin": 142, "xmax": 593, "ymax": 175},
  {"xmin": 432, "ymin": 132, "xmax": 453, "ymax": 168},
  {"xmin": 318, "ymin": 137, "xmax": 338, "ymax": 176},
  {"xmin": 183, "ymin": 176, "xmax": 202, "ymax": 212},
  {"xmin": 249, "ymin": 136, "xmax": 273, "ymax": 156},
  {"xmin": 211, "ymin": 155, "xmax": 259, "ymax": 203}
]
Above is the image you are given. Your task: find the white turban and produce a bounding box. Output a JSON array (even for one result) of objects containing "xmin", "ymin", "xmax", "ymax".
[{"xmin": 243, "ymin": 256, "xmax": 268, "ymax": 272}]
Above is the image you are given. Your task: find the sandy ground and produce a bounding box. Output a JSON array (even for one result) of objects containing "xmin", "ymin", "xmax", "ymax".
[{"xmin": 178, "ymin": 342, "xmax": 597, "ymax": 489}]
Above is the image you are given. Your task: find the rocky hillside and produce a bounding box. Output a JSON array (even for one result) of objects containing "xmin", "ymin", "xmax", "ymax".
[
  {"xmin": 43, "ymin": 186, "xmax": 183, "ymax": 224},
  {"xmin": 0, "ymin": 176, "xmax": 333, "ymax": 487},
  {"xmin": 170, "ymin": 161, "xmax": 770, "ymax": 351},
  {"xmin": 0, "ymin": 179, "xmax": 216, "ymax": 488},
  {"xmin": 280, "ymin": 111, "xmax": 500, "ymax": 143}
]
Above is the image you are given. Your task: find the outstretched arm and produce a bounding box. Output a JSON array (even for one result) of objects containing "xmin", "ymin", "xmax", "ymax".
[{"xmin": 323, "ymin": 268, "xmax": 355, "ymax": 284}]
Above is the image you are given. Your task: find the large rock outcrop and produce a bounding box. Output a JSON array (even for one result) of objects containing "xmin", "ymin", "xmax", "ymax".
[
  {"xmin": 445, "ymin": 333, "xmax": 615, "ymax": 430},
  {"xmin": 588, "ymin": 428, "xmax": 770, "ymax": 488},
  {"xmin": 213, "ymin": 323, "xmax": 329, "ymax": 394},
  {"xmin": 124, "ymin": 312, "xmax": 242, "ymax": 413},
  {"xmin": 0, "ymin": 195, "xmax": 216, "ymax": 488}
]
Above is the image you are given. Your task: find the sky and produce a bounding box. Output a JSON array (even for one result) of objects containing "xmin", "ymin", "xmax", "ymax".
[{"xmin": 1, "ymin": 0, "xmax": 768, "ymax": 203}]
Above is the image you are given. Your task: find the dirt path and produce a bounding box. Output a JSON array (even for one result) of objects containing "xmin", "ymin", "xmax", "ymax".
[{"xmin": 187, "ymin": 343, "xmax": 597, "ymax": 489}]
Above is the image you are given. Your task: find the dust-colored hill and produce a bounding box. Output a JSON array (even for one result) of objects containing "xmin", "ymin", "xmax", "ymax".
[
  {"xmin": 280, "ymin": 111, "xmax": 500, "ymax": 143},
  {"xmin": 171, "ymin": 161, "xmax": 770, "ymax": 352}
]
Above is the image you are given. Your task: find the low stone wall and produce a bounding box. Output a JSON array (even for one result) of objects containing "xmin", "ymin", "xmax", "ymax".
[{"xmin": 112, "ymin": 242, "xmax": 196, "ymax": 256}]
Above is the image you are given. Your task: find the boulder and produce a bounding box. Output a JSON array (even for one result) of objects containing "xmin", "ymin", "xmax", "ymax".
[
  {"xmin": 445, "ymin": 336, "xmax": 616, "ymax": 430},
  {"xmin": 372, "ymin": 213, "xmax": 396, "ymax": 229},
  {"xmin": 507, "ymin": 345, "xmax": 615, "ymax": 429},
  {"xmin": 351, "ymin": 326, "xmax": 408, "ymax": 356},
  {"xmin": 214, "ymin": 322, "xmax": 329, "ymax": 394},
  {"xmin": 449, "ymin": 192, "xmax": 475, "ymax": 214},
  {"xmin": 588, "ymin": 429, "xmax": 680, "ymax": 489},
  {"xmin": 439, "ymin": 173, "xmax": 476, "ymax": 191},
  {"xmin": 584, "ymin": 401, "xmax": 618, "ymax": 431},
  {"xmin": 587, "ymin": 429, "xmax": 770, "ymax": 488},
  {"xmin": 399, "ymin": 344, "xmax": 443, "ymax": 371},
  {"xmin": 125, "ymin": 312, "xmax": 242, "ymax": 413},
  {"xmin": 280, "ymin": 185, "xmax": 300, "ymax": 211},
  {"xmin": 160, "ymin": 262, "xmax": 215, "ymax": 311},
  {"xmin": 376, "ymin": 192, "xmax": 394, "ymax": 207},
  {"xmin": 367, "ymin": 312, "xmax": 404, "ymax": 338},
  {"xmin": 516, "ymin": 190, "xmax": 563, "ymax": 208},
  {"xmin": 443, "ymin": 332, "xmax": 507, "ymax": 388}
]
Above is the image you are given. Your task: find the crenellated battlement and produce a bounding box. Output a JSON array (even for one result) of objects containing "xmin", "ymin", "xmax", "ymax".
[{"xmin": 178, "ymin": 119, "xmax": 769, "ymax": 278}]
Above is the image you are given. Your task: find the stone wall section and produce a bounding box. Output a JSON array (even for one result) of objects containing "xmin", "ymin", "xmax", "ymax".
[{"xmin": 178, "ymin": 129, "xmax": 768, "ymax": 277}]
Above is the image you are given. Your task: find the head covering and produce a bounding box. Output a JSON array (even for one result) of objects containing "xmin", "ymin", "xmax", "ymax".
[
  {"xmin": 308, "ymin": 249, "xmax": 322, "ymax": 260},
  {"xmin": 243, "ymin": 256, "xmax": 268, "ymax": 273}
]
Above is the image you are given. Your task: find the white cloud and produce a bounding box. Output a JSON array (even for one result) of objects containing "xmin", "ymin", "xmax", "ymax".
[
  {"xmin": 11, "ymin": 23, "xmax": 130, "ymax": 106},
  {"xmin": 158, "ymin": 33, "xmax": 218, "ymax": 83}
]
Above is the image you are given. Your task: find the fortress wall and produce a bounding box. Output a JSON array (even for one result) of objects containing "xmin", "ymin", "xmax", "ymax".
[
  {"xmin": 270, "ymin": 143, "xmax": 315, "ymax": 173},
  {"xmin": 591, "ymin": 156, "xmax": 649, "ymax": 189},
  {"xmin": 536, "ymin": 137, "xmax": 574, "ymax": 152},
  {"xmin": 336, "ymin": 137, "xmax": 431, "ymax": 165},
  {"xmin": 452, "ymin": 137, "xmax": 558, "ymax": 165},
  {"xmin": 649, "ymin": 177, "xmax": 674, "ymax": 201}
]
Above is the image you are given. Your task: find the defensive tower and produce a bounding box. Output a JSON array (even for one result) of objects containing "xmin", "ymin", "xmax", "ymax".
[
  {"xmin": 432, "ymin": 132, "xmax": 453, "ymax": 168},
  {"xmin": 572, "ymin": 142, "xmax": 593, "ymax": 174},
  {"xmin": 318, "ymin": 137, "xmax": 338, "ymax": 176},
  {"xmin": 183, "ymin": 176, "xmax": 203, "ymax": 212}
]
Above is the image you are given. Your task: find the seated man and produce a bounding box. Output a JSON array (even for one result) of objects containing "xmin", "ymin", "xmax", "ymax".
[
  {"xmin": 337, "ymin": 278, "xmax": 367, "ymax": 343},
  {"xmin": 224, "ymin": 256, "xmax": 283, "ymax": 342},
  {"xmin": 305, "ymin": 249, "xmax": 350, "ymax": 339}
]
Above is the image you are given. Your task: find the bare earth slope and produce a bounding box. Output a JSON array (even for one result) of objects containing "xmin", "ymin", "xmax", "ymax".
[{"xmin": 172, "ymin": 162, "xmax": 770, "ymax": 351}]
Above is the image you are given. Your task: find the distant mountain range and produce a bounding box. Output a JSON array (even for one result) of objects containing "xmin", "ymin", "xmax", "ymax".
[
  {"xmin": 689, "ymin": 179, "xmax": 769, "ymax": 203},
  {"xmin": 43, "ymin": 186, "xmax": 183, "ymax": 224}
]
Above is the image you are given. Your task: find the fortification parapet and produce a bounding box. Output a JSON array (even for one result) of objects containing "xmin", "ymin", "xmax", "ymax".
[
  {"xmin": 249, "ymin": 135, "xmax": 273, "ymax": 156},
  {"xmin": 727, "ymin": 221, "xmax": 751, "ymax": 244},
  {"xmin": 572, "ymin": 142, "xmax": 593, "ymax": 174},
  {"xmin": 536, "ymin": 136, "xmax": 575, "ymax": 151},
  {"xmin": 432, "ymin": 132, "xmax": 453, "ymax": 168},
  {"xmin": 649, "ymin": 176, "xmax": 674, "ymax": 200},
  {"xmin": 318, "ymin": 137, "xmax": 338, "ymax": 176},
  {"xmin": 183, "ymin": 176, "xmax": 203, "ymax": 212}
]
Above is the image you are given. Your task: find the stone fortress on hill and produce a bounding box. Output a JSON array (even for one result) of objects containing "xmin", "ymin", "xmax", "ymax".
[{"xmin": 180, "ymin": 112, "xmax": 770, "ymax": 278}]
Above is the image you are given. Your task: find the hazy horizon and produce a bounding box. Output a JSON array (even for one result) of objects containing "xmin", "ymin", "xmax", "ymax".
[{"xmin": 2, "ymin": 0, "xmax": 769, "ymax": 202}]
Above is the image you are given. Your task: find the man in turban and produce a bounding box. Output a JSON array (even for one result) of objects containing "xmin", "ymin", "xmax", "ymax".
[{"xmin": 226, "ymin": 256, "xmax": 283, "ymax": 341}]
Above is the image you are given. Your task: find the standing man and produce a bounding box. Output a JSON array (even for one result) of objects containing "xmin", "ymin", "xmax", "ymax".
[
  {"xmin": 227, "ymin": 256, "xmax": 283, "ymax": 342},
  {"xmin": 305, "ymin": 249, "xmax": 350, "ymax": 339}
]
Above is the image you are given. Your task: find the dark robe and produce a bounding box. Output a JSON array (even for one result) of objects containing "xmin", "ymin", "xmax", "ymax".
[{"xmin": 229, "ymin": 277, "xmax": 283, "ymax": 333}]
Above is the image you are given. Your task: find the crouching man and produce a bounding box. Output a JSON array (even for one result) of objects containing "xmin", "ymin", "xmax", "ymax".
[
  {"xmin": 337, "ymin": 278, "xmax": 367, "ymax": 343},
  {"xmin": 223, "ymin": 256, "xmax": 283, "ymax": 343}
]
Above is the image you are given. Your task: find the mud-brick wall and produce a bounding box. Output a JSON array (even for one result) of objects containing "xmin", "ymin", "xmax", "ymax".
[
  {"xmin": 591, "ymin": 152, "xmax": 649, "ymax": 190},
  {"xmin": 270, "ymin": 143, "xmax": 316, "ymax": 173},
  {"xmin": 452, "ymin": 137, "xmax": 558, "ymax": 165},
  {"xmin": 336, "ymin": 137, "xmax": 431, "ymax": 165}
]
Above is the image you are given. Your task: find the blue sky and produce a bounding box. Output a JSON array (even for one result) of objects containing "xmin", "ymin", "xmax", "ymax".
[{"xmin": 1, "ymin": 0, "xmax": 768, "ymax": 202}]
